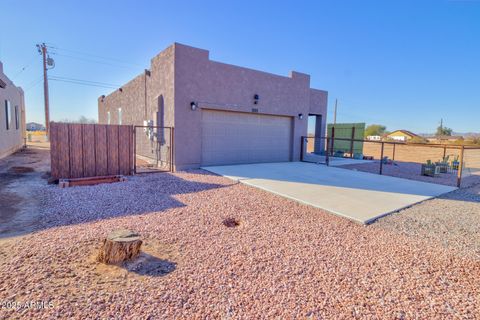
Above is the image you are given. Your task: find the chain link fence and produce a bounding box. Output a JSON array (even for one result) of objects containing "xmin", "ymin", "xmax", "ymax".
[{"xmin": 134, "ymin": 126, "xmax": 173, "ymax": 173}]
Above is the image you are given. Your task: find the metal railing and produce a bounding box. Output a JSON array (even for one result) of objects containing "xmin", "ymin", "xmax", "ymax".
[
  {"xmin": 133, "ymin": 126, "xmax": 174, "ymax": 173},
  {"xmin": 301, "ymin": 136, "xmax": 480, "ymax": 187}
]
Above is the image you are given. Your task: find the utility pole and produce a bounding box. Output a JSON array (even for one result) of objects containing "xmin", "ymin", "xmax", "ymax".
[
  {"xmin": 333, "ymin": 98, "xmax": 338, "ymax": 124},
  {"xmin": 37, "ymin": 43, "xmax": 53, "ymax": 139},
  {"xmin": 437, "ymin": 118, "xmax": 443, "ymax": 136}
]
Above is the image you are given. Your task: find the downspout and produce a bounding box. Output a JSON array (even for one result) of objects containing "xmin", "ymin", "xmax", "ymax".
[{"xmin": 144, "ymin": 69, "xmax": 149, "ymax": 120}]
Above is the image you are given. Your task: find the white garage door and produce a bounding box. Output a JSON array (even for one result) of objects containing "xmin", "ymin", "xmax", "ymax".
[{"xmin": 201, "ymin": 110, "xmax": 292, "ymax": 166}]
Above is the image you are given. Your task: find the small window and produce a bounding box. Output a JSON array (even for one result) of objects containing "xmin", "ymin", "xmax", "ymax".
[
  {"xmin": 107, "ymin": 111, "xmax": 111, "ymax": 124},
  {"xmin": 118, "ymin": 108, "xmax": 122, "ymax": 125},
  {"xmin": 15, "ymin": 106, "xmax": 19, "ymax": 130},
  {"xmin": 4, "ymin": 100, "xmax": 11, "ymax": 130}
]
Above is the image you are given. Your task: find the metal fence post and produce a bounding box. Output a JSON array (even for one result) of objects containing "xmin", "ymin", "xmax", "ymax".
[
  {"xmin": 133, "ymin": 126, "xmax": 137, "ymax": 174},
  {"xmin": 350, "ymin": 126, "xmax": 355, "ymax": 158},
  {"xmin": 457, "ymin": 146, "xmax": 465, "ymax": 188},
  {"xmin": 392, "ymin": 143, "xmax": 396, "ymax": 161},
  {"xmin": 379, "ymin": 142, "xmax": 385, "ymax": 175},
  {"xmin": 170, "ymin": 127, "xmax": 175, "ymax": 172},
  {"xmin": 330, "ymin": 127, "xmax": 335, "ymax": 156},
  {"xmin": 326, "ymin": 137, "xmax": 330, "ymax": 166},
  {"xmin": 301, "ymin": 136, "xmax": 305, "ymax": 161}
]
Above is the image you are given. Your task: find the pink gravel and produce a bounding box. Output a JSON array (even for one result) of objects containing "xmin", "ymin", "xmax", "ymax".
[
  {"xmin": 375, "ymin": 184, "xmax": 480, "ymax": 260},
  {"xmin": 0, "ymin": 170, "xmax": 479, "ymax": 319},
  {"xmin": 339, "ymin": 160, "xmax": 480, "ymax": 187}
]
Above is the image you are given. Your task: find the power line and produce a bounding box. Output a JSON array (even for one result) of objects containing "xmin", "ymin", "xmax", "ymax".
[
  {"xmin": 49, "ymin": 75, "xmax": 121, "ymax": 87},
  {"xmin": 49, "ymin": 78, "xmax": 118, "ymax": 89},
  {"xmin": 48, "ymin": 76, "xmax": 119, "ymax": 89},
  {"xmin": 23, "ymin": 76, "xmax": 44, "ymax": 92},
  {"xmin": 11, "ymin": 54, "xmax": 39, "ymax": 80},
  {"xmin": 46, "ymin": 44, "xmax": 143, "ymax": 68},
  {"xmin": 46, "ymin": 44, "xmax": 143, "ymax": 66},
  {"xmin": 24, "ymin": 75, "xmax": 44, "ymax": 87},
  {"xmin": 50, "ymin": 52, "xmax": 140, "ymax": 69}
]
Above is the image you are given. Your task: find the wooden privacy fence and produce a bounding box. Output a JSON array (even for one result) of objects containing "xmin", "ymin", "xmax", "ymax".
[{"xmin": 50, "ymin": 122, "xmax": 134, "ymax": 179}]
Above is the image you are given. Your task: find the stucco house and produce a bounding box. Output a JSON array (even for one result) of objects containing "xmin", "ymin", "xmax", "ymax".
[
  {"xmin": 386, "ymin": 130, "xmax": 420, "ymax": 142},
  {"xmin": 0, "ymin": 61, "xmax": 26, "ymax": 159},
  {"xmin": 26, "ymin": 122, "xmax": 46, "ymax": 131},
  {"xmin": 427, "ymin": 135, "xmax": 464, "ymax": 143},
  {"xmin": 98, "ymin": 43, "xmax": 328, "ymax": 170}
]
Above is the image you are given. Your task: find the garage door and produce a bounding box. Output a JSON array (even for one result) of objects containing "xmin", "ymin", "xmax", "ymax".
[{"xmin": 201, "ymin": 110, "xmax": 292, "ymax": 166}]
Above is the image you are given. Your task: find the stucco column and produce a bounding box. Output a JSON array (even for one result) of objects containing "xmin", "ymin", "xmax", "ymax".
[{"xmin": 313, "ymin": 115, "xmax": 323, "ymax": 154}]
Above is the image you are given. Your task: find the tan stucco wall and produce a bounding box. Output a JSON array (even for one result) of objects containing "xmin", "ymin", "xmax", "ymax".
[
  {"xmin": 173, "ymin": 43, "xmax": 328, "ymax": 169},
  {"xmin": 0, "ymin": 62, "xmax": 26, "ymax": 159},
  {"xmin": 388, "ymin": 131, "xmax": 412, "ymax": 138},
  {"xmin": 98, "ymin": 45, "xmax": 175, "ymax": 128}
]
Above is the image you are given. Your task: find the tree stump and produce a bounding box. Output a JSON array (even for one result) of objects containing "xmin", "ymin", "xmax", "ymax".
[{"xmin": 97, "ymin": 230, "xmax": 142, "ymax": 264}]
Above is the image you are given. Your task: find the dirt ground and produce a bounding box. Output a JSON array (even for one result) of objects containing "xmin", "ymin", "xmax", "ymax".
[
  {"xmin": 362, "ymin": 142, "xmax": 464, "ymax": 164},
  {"xmin": 0, "ymin": 142, "xmax": 50, "ymax": 240}
]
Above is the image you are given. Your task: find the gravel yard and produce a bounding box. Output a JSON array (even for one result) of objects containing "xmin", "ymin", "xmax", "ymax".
[
  {"xmin": 339, "ymin": 160, "xmax": 480, "ymax": 187},
  {"xmin": 375, "ymin": 184, "xmax": 480, "ymax": 260},
  {"xmin": 1, "ymin": 166, "xmax": 479, "ymax": 319}
]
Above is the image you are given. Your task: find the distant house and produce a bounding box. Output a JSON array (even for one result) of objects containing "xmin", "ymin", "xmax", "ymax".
[
  {"xmin": 386, "ymin": 130, "xmax": 419, "ymax": 142},
  {"xmin": 366, "ymin": 135, "xmax": 381, "ymax": 141},
  {"xmin": 1, "ymin": 61, "xmax": 26, "ymax": 159},
  {"xmin": 26, "ymin": 122, "xmax": 46, "ymax": 131},
  {"xmin": 427, "ymin": 135, "xmax": 463, "ymax": 143}
]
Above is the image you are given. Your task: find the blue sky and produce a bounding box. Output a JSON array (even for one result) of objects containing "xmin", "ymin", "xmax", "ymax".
[{"xmin": 1, "ymin": 0, "xmax": 479, "ymax": 133}]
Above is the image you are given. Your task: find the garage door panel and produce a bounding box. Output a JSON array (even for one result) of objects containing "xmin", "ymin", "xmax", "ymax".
[{"xmin": 201, "ymin": 110, "xmax": 292, "ymax": 166}]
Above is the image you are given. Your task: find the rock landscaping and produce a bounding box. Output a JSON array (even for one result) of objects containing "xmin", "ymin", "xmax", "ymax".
[
  {"xmin": 375, "ymin": 183, "xmax": 480, "ymax": 260},
  {"xmin": 0, "ymin": 168, "xmax": 479, "ymax": 318}
]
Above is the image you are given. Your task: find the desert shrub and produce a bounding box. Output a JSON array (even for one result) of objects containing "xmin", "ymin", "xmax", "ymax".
[{"xmin": 407, "ymin": 136, "xmax": 428, "ymax": 144}]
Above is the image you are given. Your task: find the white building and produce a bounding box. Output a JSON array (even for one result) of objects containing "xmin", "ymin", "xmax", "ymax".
[
  {"xmin": 0, "ymin": 61, "xmax": 26, "ymax": 159},
  {"xmin": 26, "ymin": 122, "xmax": 45, "ymax": 131},
  {"xmin": 366, "ymin": 135, "xmax": 381, "ymax": 141}
]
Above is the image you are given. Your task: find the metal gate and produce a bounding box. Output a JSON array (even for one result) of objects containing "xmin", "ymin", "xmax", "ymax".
[
  {"xmin": 133, "ymin": 126, "xmax": 174, "ymax": 173},
  {"xmin": 301, "ymin": 136, "xmax": 328, "ymax": 164}
]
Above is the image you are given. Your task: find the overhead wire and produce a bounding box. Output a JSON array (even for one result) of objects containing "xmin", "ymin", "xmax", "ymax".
[
  {"xmin": 21, "ymin": 44, "xmax": 139, "ymax": 92},
  {"xmin": 45, "ymin": 44, "xmax": 143, "ymax": 69},
  {"xmin": 48, "ymin": 76, "xmax": 120, "ymax": 89},
  {"xmin": 23, "ymin": 76, "xmax": 44, "ymax": 92},
  {"xmin": 11, "ymin": 54, "xmax": 39, "ymax": 80},
  {"xmin": 45, "ymin": 45, "xmax": 143, "ymax": 67},
  {"xmin": 50, "ymin": 52, "xmax": 139, "ymax": 69}
]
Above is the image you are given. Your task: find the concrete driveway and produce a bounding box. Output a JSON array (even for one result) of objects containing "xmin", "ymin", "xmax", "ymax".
[{"xmin": 202, "ymin": 162, "xmax": 456, "ymax": 224}]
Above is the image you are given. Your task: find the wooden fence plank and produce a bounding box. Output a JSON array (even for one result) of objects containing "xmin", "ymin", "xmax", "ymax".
[
  {"xmin": 49, "ymin": 122, "xmax": 59, "ymax": 179},
  {"xmin": 57, "ymin": 123, "xmax": 71, "ymax": 178},
  {"xmin": 82, "ymin": 124, "xmax": 96, "ymax": 177},
  {"xmin": 50, "ymin": 123, "xmax": 136, "ymax": 179},
  {"xmin": 69, "ymin": 124, "xmax": 84, "ymax": 178},
  {"xmin": 95, "ymin": 125, "xmax": 108, "ymax": 176},
  {"xmin": 118, "ymin": 125, "xmax": 131, "ymax": 175},
  {"xmin": 107, "ymin": 125, "xmax": 119, "ymax": 175}
]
